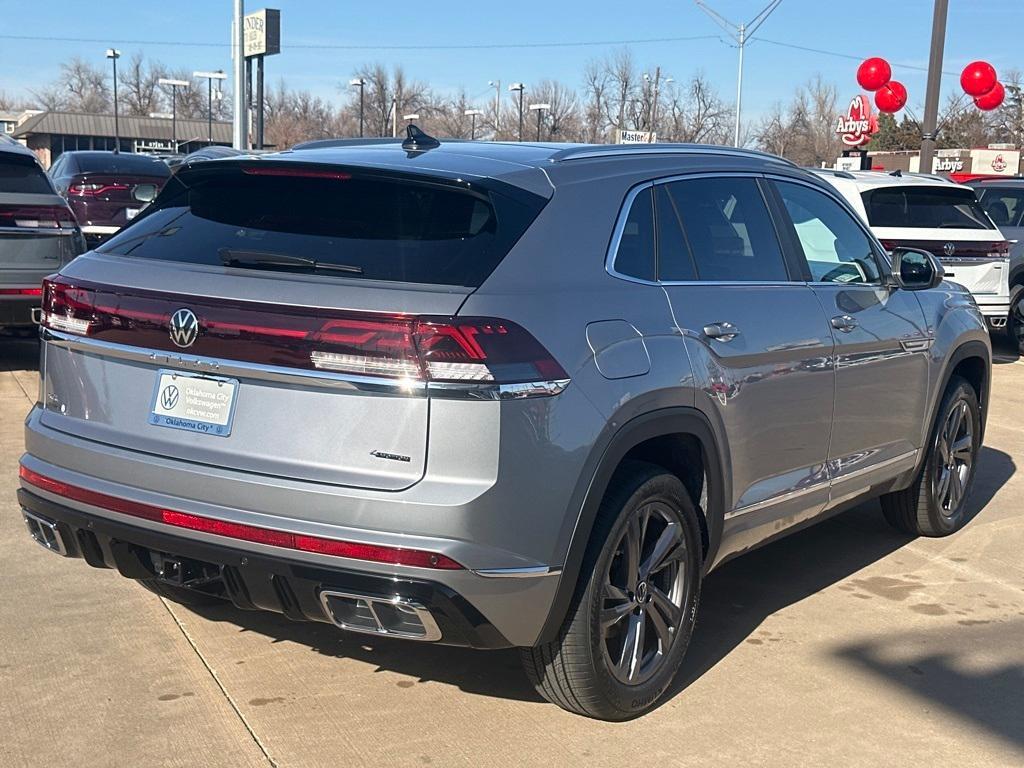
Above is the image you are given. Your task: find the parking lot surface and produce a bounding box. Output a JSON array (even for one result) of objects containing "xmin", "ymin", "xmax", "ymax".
[{"xmin": 2, "ymin": 337, "xmax": 1022, "ymax": 768}]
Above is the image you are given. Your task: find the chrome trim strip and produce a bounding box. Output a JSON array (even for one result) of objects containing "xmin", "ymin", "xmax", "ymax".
[
  {"xmin": 472, "ymin": 565, "xmax": 562, "ymax": 579},
  {"xmin": 726, "ymin": 449, "xmax": 920, "ymax": 520},
  {"xmin": 0, "ymin": 226, "xmax": 76, "ymax": 237},
  {"xmin": 80, "ymin": 225, "xmax": 119, "ymax": 235},
  {"xmin": 829, "ymin": 449, "xmax": 920, "ymax": 485},
  {"xmin": 42, "ymin": 329, "xmax": 570, "ymax": 400}
]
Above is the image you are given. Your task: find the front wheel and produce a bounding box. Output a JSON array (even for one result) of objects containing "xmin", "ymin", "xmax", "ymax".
[
  {"xmin": 520, "ymin": 461, "xmax": 702, "ymax": 720},
  {"xmin": 881, "ymin": 376, "xmax": 981, "ymax": 537}
]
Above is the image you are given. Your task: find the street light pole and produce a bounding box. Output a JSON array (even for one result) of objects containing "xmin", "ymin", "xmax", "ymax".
[
  {"xmin": 158, "ymin": 78, "xmax": 190, "ymax": 153},
  {"xmin": 488, "ymin": 80, "xmax": 500, "ymax": 131},
  {"xmin": 232, "ymin": 0, "xmax": 247, "ymax": 150},
  {"xmin": 106, "ymin": 49, "xmax": 121, "ymax": 153},
  {"xmin": 919, "ymin": 0, "xmax": 950, "ymax": 175},
  {"xmin": 464, "ymin": 109, "xmax": 483, "ymax": 140},
  {"xmin": 509, "ymin": 83, "xmax": 525, "ymax": 141},
  {"xmin": 194, "ymin": 70, "xmax": 227, "ymax": 144},
  {"xmin": 349, "ymin": 78, "xmax": 366, "ymax": 137},
  {"xmin": 532, "ymin": 102, "xmax": 548, "ymax": 142},
  {"xmin": 695, "ymin": 0, "xmax": 782, "ymax": 147}
]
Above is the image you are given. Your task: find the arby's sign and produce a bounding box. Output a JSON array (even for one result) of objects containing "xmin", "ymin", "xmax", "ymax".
[{"xmin": 835, "ymin": 95, "xmax": 879, "ymax": 147}]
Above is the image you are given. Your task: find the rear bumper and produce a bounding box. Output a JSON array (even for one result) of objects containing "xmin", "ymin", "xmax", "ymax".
[
  {"xmin": 974, "ymin": 297, "xmax": 1010, "ymax": 328},
  {"xmin": 18, "ymin": 486, "xmax": 515, "ymax": 649}
]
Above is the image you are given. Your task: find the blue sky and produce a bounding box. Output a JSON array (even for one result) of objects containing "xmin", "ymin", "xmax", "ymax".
[{"xmin": 0, "ymin": 0, "xmax": 1020, "ymax": 121}]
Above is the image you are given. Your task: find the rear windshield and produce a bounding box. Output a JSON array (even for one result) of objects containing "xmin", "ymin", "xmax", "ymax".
[
  {"xmin": 73, "ymin": 152, "xmax": 170, "ymax": 177},
  {"xmin": 862, "ymin": 186, "xmax": 994, "ymax": 230},
  {"xmin": 96, "ymin": 167, "xmax": 545, "ymax": 287},
  {"xmin": 0, "ymin": 154, "xmax": 54, "ymax": 194}
]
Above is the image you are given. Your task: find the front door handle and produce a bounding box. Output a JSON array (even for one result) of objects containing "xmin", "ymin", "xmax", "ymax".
[
  {"xmin": 703, "ymin": 321, "xmax": 741, "ymax": 342},
  {"xmin": 831, "ymin": 314, "xmax": 858, "ymax": 333}
]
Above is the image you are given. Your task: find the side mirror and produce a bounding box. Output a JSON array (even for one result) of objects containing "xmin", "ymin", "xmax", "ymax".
[
  {"xmin": 890, "ymin": 247, "xmax": 943, "ymax": 291},
  {"xmin": 133, "ymin": 184, "xmax": 159, "ymax": 204}
]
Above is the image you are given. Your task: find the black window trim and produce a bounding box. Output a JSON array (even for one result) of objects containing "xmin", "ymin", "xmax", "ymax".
[{"xmin": 605, "ymin": 171, "xmax": 802, "ymax": 286}]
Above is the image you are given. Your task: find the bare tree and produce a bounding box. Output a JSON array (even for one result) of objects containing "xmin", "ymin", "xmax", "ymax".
[
  {"xmin": 755, "ymin": 75, "xmax": 840, "ymax": 165},
  {"xmin": 265, "ymin": 81, "xmax": 345, "ymax": 149},
  {"xmin": 581, "ymin": 60, "xmax": 612, "ymax": 142},
  {"xmin": 661, "ymin": 73, "xmax": 733, "ymax": 144},
  {"xmin": 348, "ymin": 64, "xmax": 429, "ymax": 138},
  {"xmin": 531, "ymin": 79, "xmax": 581, "ymax": 141},
  {"xmin": 58, "ymin": 57, "xmax": 111, "ymax": 113},
  {"xmin": 429, "ymin": 90, "xmax": 474, "ymax": 138},
  {"xmin": 119, "ymin": 53, "xmax": 164, "ymax": 117}
]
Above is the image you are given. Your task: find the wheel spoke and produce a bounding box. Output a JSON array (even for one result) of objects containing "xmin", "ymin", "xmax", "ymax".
[
  {"xmin": 645, "ymin": 600, "xmax": 673, "ymax": 650},
  {"xmin": 639, "ymin": 522, "xmax": 682, "ymax": 580},
  {"xmin": 618, "ymin": 613, "xmax": 646, "ymax": 681},
  {"xmin": 649, "ymin": 584, "xmax": 682, "ymax": 630},
  {"xmin": 623, "ymin": 516, "xmax": 641, "ymax": 590},
  {"xmin": 946, "ymin": 404, "xmax": 963, "ymax": 445},
  {"xmin": 951, "ymin": 434, "xmax": 973, "ymax": 463},
  {"xmin": 936, "ymin": 466, "xmax": 952, "ymax": 508},
  {"xmin": 949, "ymin": 464, "xmax": 964, "ymax": 509},
  {"xmin": 604, "ymin": 582, "xmax": 629, "ymax": 603},
  {"xmin": 601, "ymin": 600, "xmax": 635, "ymax": 629}
]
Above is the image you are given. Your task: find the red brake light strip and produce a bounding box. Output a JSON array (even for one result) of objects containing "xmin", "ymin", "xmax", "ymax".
[{"xmin": 19, "ymin": 465, "xmax": 463, "ymax": 570}]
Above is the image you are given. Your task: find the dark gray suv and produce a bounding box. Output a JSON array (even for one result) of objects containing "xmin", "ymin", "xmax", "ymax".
[{"xmin": 19, "ymin": 135, "xmax": 990, "ymax": 720}]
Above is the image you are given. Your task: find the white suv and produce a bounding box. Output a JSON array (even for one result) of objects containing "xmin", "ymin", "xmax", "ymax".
[{"xmin": 814, "ymin": 170, "xmax": 1011, "ymax": 332}]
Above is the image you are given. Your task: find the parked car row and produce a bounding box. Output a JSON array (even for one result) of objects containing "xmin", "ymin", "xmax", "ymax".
[{"xmin": 17, "ymin": 131, "xmax": 991, "ymax": 720}]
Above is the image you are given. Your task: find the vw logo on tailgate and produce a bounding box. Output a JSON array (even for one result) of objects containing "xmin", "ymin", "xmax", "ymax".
[
  {"xmin": 168, "ymin": 308, "xmax": 199, "ymax": 348},
  {"xmin": 943, "ymin": 242, "xmax": 956, "ymax": 257}
]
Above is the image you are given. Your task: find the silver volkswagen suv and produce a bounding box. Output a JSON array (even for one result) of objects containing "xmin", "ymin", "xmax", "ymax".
[{"xmin": 19, "ymin": 133, "xmax": 991, "ymax": 720}]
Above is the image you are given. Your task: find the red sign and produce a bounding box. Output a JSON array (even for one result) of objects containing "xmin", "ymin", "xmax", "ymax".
[
  {"xmin": 835, "ymin": 95, "xmax": 879, "ymax": 147},
  {"xmin": 991, "ymin": 154, "xmax": 1008, "ymax": 173}
]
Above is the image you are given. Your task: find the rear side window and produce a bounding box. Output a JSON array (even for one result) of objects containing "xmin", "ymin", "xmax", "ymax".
[
  {"xmin": 863, "ymin": 186, "xmax": 994, "ymax": 230},
  {"xmin": 662, "ymin": 177, "xmax": 788, "ymax": 282},
  {"xmin": 0, "ymin": 154, "xmax": 53, "ymax": 194},
  {"xmin": 977, "ymin": 188, "xmax": 1024, "ymax": 227},
  {"xmin": 612, "ymin": 187, "xmax": 656, "ymax": 281},
  {"xmin": 97, "ymin": 167, "xmax": 545, "ymax": 288}
]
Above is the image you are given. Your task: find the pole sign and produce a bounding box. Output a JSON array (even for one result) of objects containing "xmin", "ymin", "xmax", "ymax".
[
  {"xmin": 244, "ymin": 9, "xmax": 281, "ymax": 58},
  {"xmin": 617, "ymin": 129, "xmax": 656, "ymax": 144},
  {"xmin": 835, "ymin": 94, "xmax": 878, "ymax": 147}
]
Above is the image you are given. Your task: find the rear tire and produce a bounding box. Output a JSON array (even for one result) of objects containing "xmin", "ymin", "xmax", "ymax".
[
  {"xmin": 881, "ymin": 376, "xmax": 980, "ymax": 537},
  {"xmin": 520, "ymin": 461, "xmax": 702, "ymax": 720},
  {"xmin": 1007, "ymin": 289, "xmax": 1024, "ymax": 355},
  {"xmin": 139, "ymin": 579, "xmax": 226, "ymax": 608}
]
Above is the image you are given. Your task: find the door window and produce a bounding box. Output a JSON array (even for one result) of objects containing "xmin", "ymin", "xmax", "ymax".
[
  {"xmin": 661, "ymin": 177, "xmax": 789, "ymax": 282},
  {"xmin": 775, "ymin": 181, "xmax": 882, "ymax": 284}
]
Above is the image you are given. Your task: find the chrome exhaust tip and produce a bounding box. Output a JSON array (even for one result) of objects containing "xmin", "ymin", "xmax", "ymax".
[
  {"xmin": 319, "ymin": 590, "xmax": 441, "ymax": 642},
  {"xmin": 989, "ymin": 316, "xmax": 1008, "ymax": 329},
  {"xmin": 23, "ymin": 510, "xmax": 71, "ymax": 557}
]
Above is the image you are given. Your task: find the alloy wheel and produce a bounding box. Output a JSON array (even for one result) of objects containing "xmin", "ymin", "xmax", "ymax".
[
  {"xmin": 600, "ymin": 501, "xmax": 688, "ymax": 686},
  {"xmin": 933, "ymin": 399, "xmax": 974, "ymax": 516}
]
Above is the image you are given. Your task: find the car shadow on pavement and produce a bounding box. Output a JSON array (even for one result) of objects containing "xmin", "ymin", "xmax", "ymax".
[
  {"xmin": 991, "ymin": 336, "xmax": 1020, "ymax": 364},
  {"xmin": 183, "ymin": 447, "xmax": 1014, "ymax": 710}
]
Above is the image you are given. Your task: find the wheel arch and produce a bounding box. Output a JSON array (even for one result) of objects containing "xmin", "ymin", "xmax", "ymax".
[{"xmin": 536, "ymin": 406, "xmax": 730, "ymax": 645}]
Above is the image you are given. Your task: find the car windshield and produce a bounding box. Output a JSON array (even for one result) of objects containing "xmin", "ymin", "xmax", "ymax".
[
  {"xmin": 862, "ymin": 186, "xmax": 994, "ymax": 230},
  {"xmin": 73, "ymin": 152, "xmax": 170, "ymax": 177}
]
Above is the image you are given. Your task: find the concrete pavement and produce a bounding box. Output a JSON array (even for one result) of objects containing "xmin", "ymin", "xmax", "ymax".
[{"xmin": 2, "ymin": 337, "xmax": 1022, "ymax": 767}]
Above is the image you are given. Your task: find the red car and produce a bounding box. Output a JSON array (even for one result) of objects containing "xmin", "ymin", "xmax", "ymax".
[{"xmin": 48, "ymin": 151, "xmax": 170, "ymax": 247}]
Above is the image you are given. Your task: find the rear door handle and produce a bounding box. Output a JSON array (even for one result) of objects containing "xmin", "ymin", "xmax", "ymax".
[
  {"xmin": 831, "ymin": 314, "xmax": 858, "ymax": 333},
  {"xmin": 703, "ymin": 321, "xmax": 741, "ymax": 342}
]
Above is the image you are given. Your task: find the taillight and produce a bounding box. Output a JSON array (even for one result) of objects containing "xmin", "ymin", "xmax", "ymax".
[
  {"xmin": 41, "ymin": 277, "xmax": 97, "ymax": 335},
  {"xmin": 988, "ymin": 241, "xmax": 1011, "ymax": 258},
  {"xmin": 0, "ymin": 204, "xmax": 76, "ymax": 230},
  {"xmin": 0, "ymin": 287, "xmax": 42, "ymax": 296},
  {"xmin": 880, "ymin": 240, "xmax": 897, "ymax": 252},
  {"xmin": 37, "ymin": 276, "xmax": 569, "ymax": 392},
  {"xmin": 68, "ymin": 181, "xmax": 129, "ymax": 196}
]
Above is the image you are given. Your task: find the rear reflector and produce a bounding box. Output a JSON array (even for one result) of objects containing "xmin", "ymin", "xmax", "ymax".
[
  {"xmin": 0, "ymin": 287, "xmax": 42, "ymax": 296},
  {"xmin": 19, "ymin": 464, "xmax": 464, "ymax": 570},
  {"xmin": 39, "ymin": 276, "xmax": 569, "ymax": 387}
]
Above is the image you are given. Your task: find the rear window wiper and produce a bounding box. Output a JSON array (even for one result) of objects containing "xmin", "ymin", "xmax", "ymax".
[{"xmin": 218, "ymin": 248, "xmax": 364, "ymax": 275}]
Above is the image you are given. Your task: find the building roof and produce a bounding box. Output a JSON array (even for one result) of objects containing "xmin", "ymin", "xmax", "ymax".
[{"xmin": 12, "ymin": 111, "xmax": 232, "ymax": 144}]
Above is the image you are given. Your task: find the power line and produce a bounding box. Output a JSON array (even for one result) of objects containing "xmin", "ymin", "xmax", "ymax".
[
  {"xmin": 755, "ymin": 37, "xmax": 960, "ymax": 77},
  {"xmin": 0, "ymin": 33, "xmax": 720, "ymax": 51}
]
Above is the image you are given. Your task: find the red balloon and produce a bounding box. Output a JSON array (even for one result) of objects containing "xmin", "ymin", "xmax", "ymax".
[
  {"xmin": 961, "ymin": 61, "xmax": 998, "ymax": 97},
  {"xmin": 875, "ymin": 81, "xmax": 907, "ymax": 113},
  {"xmin": 857, "ymin": 57, "xmax": 892, "ymax": 91},
  {"xmin": 974, "ymin": 81, "xmax": 1006, "ymax": 111}
]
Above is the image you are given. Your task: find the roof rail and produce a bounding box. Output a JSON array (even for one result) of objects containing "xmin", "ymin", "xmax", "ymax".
[
  {"xmin": 810, "ymin": 167, "xmax": 856, "ymax": 180},
  {"xmin": 548, "ymin": 142, "xmax": 798, "ymax": 167},
  {"xmin": 290, "ymin": 137, "xmax": 403, "ymax": 151}
]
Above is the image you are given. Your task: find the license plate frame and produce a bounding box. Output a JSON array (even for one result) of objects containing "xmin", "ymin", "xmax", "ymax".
[{"xmin": 149, "ymin": 369, "xmax": 239, "ymax": 437}]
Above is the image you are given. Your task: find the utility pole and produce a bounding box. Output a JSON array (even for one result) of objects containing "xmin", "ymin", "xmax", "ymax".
[
  {"xmin": 158, "ymin": 78, "xmax": 190, "ymax": 153},
  {"xmin": 695, "ymin": 0, "xmax": 782, "ymax": 147},
  {"xmin": 919, "ymin": 0, "xmax": 949, "ymax": 175},
  {"xmin": 530, "ymin": 103, "xmax": 550, "ymax": 142},
  {"xmin": 649, "ymin": 66, "xmax": 662, "ymax": 142},
  {"xmin": 350, "ymin": 78, "xmax": 366, "ymax": 137},
  {"xmin": 232, "ymin": 0, "xmax": 247, "ymax": 150}
]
